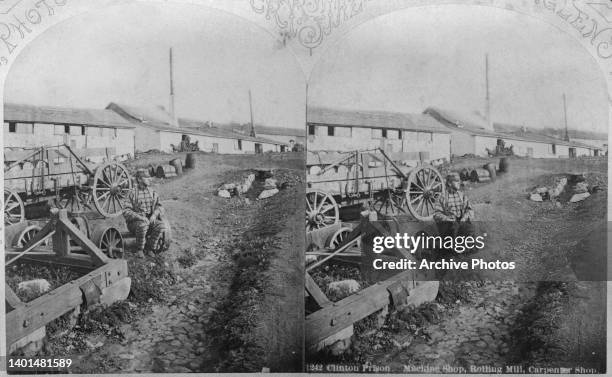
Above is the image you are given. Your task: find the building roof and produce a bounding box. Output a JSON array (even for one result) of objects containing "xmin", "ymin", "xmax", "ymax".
[
  {"xmin": 179, "ymin": 118, "xmax": 286, "ymax": 145},
  {"xmin": 425, "ymin": 107, "xmax": 600, "ymax": 150},
  {"xmin": 424, "ymin": 107, "xmax": 492, "ymax": 131},
  {"xmin": 4, "ymin": 103, "xmax": 135, "ymax": 129},
  {"xmin": 106, "ymin": 102, "xmax": 178, "ymax": 128},
  {"xmin": 307, "ymin": 106, "xmax": 451, "ymax": 134},
  {"xmin": 107, "ymin": 102, "xmax": 285, "ymax": 145},
  {"xmin": 230, "ymin": 124, "xmax": 305, "ymax": 138}
]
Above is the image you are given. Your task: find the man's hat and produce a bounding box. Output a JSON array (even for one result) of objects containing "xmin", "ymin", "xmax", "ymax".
[
  {"xmin": 446, "ymin": 172, "xmax": 460, "ymax": 182},
  {"xmin": 135, "ymin": 168, "xmax": 150, "ymax": 178}
]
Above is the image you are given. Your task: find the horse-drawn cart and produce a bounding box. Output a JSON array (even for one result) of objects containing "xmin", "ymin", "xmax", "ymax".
[{"xmin": 4, "ymin": 144, "xmax": 133, "ymax": 225}]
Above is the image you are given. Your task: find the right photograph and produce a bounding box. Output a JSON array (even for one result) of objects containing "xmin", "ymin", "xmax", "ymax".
[{"xmin": 304, "ymin": 4, "xmax": 607, "ymax": 374}]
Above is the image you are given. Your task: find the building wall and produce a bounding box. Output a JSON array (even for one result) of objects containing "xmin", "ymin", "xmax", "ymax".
[
  {"xmin": 572, "ymin": 138, "xmax": 606, "ymax": 151},
  {"xmin": 134, "ymin": 126, "xmax": 161, "ymax": 153},
  {"xmin": 257, "ymin": 133, "xmax": 305, "ymax": 146},
  {"xmin": 471, "ymin": 135, "xmax": 594, "ymax": 158},
  {"xmin": 307, "ymin": 124, "xmax": 450, "ymax": 160},
  {"xmin": 157, "ymin": 130, "xmax": 280, "ymax": 154},
  {"xmin": 448, "ymin": 130, "xmax": 476, "ymax": 156},
  {"xmin": 4, "ymin": 122, "xmax": 134, "ymax": 158}
]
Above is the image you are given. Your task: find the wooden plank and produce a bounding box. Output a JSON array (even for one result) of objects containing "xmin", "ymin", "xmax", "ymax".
[
  {"xmin": 6, "ymin": 221, "xmax": 56, "ymax": 266},
  {"xmin": 5, "ymin": 286, "xmax": 23, "ymax": 311},
  {"xmin": 19, "ymin": 253, "xmax": 98, "ymax": 270},
  {"xmin": 53, "ymin": 225, "xmax": 71, "ymax": 257},
  {"xmin": 306, "ymin": 269, "xmax": 412, "ymax": 346},
  {"xmin": 305, "ymin": 272, "xmax": 331, "ymax": 309},
  {"xmin": 58, "ymin": 215, "xmax": 109, "ymax": 266},
  {"xmin": 6, "ymin": 258, "xmax": 127, "ymax": 345}
]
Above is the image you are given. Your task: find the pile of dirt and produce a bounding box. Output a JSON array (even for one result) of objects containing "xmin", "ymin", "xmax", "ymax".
[
  {"xmin": 204, "ymin": 168, "xmax": 302, "ymax": 372},
  {"xmin": 509, "ymin": 282, "xmax": 606, "ymax": 372}
]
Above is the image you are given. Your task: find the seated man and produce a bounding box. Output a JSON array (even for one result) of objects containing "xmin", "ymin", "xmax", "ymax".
[
  {"xmin": 123, "ymin": 169, "xmax": 168, "ymax": 258},
  {"xmin": 433, "ymin": 173, "xmax": 475, "ymax": 248}
]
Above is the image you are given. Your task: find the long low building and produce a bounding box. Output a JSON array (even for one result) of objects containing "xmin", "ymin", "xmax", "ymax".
[
  {"xmin": 4, "ymin": 103, "xmax": 136, "ymax": 158},
  {"xmin": 228, "ymin": 124, "xmax": 306, "ymax": 147},
  {"xmin": 307, "ymin": 107, "xmax": 451, "ymax": 161},
  {"xmin": 107, "ymin": 103, "xmax": 286, "ymax": 154},
  {"xmin": 424, "ymin": 107, "xmax": 603, "ymax": 158}
]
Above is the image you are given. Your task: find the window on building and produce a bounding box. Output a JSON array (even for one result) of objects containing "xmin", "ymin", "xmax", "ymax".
[
  {"xmin": 64, "ymin": 125, "xmax": 70, "ymax": 134},
  {"xmin": 398, "ymin": 130, "xmax": 402, "ymax": 140},
  {"xmin": 81, "ymin": 126, "xmax": 86, "ymax": 136},
  {"xmin": 551, "ymin": 144, "xmax": 556, "ymax": 154},
  {"xmin": 327, "ymin": 126, "xmax": 335, "ymax": 136},
  {"xmin": 235, "ymin": 139, "xmax": 242, "ymax": 150},
  {"xmin": 308, "ymin": 125, "xmax": 315, "ymax": 136},
  {"xmin": 8, "ymin": 122, "xmax": 16, "ymax": 133}
]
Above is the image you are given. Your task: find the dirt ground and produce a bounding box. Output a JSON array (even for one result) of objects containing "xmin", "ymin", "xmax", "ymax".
[
  {"xmin": 38, "ymin": 151, "xmax": 304, "ymax": 373},
  {"xmin": 308, "ymin": 156, "xmax": 607, "ymax": 372}
]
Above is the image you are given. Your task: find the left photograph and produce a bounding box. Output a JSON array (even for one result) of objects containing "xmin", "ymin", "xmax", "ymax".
[{"xmin": 3, "ymin": 2, "xmax": 305, "ymax": 373}]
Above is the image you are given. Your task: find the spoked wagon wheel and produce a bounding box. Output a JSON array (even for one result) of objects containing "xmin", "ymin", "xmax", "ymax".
[
  {"xmin": 373, "ymin": 190, "xmax": 407, "ymax": 217},
  {"xmin": 306, "ymin": 189, "xmax": 339, "ymax": 232},
  {"xmin": 13, "ymin": 225, "xmax": 50, "ymax": 248},
  {"xmin": 92, "ymin": 227, "xmax": 125, "ymax": 259},
  {"xmin": 405, "ymin": 166, "xmax": 445, "ymax": 221},
  {"xmin": 55, "ymin": 187, "xmax": 91, "ymax": 214},
  {"xmin": 4, "ymin": 189, "xmax": 25, "ymax": 225},
  {"xmin": 92, "ymin": 162, "xmax": 132, "ymax": 218},
  {"xmin": 328, "ymin": 227, "xmax": 360, "ymax": 251}
]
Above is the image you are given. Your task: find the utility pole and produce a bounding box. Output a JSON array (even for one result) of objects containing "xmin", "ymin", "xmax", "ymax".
[
  {"xmin": 485, "ymin": 54, "xmax": 491, "ymax": 130},
  {"xmin": 563, "ymin": 93, "xmax": 569, "ymax": 142},
  {"xmin": 248, "ymin": 89, "xmax": 256, "ymax": 137},
  {"xmin": 169, "ymin": 48, "xmax": 178, "ymax": 127}
]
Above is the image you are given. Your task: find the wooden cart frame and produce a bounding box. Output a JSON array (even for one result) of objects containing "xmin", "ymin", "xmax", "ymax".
[
  {"xmin": 305, "ymin": 216, "xmax": 439, "ymax": 351},
  {"xmin": 5, "ymin": 209, "xmax": 131, "ymax": 348},
  {"xmin": 4, "ymin": 144, "xmax": 132, "ymax": 225},
  {"xmin": 306, "ymin": 148, "xmax": 445, "ymax": 235}
]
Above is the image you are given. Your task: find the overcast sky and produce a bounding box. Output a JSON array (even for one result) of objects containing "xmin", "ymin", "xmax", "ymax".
[
  {"xmin": 4, "ymin": 2, "xmax": 306, "ymax": 129},
  {"xmin": 309, "ymin": 5, "xmax": 609, "ymax": 134}
]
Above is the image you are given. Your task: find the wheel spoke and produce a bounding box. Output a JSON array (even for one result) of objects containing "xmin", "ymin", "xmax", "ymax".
[
  {"xmin": 97, "ymin": 191, "xmax": 110, "ymax": 201},
  {"xmin": 102, "ymin": 194, "xmax": 111, "ymax": 212}
]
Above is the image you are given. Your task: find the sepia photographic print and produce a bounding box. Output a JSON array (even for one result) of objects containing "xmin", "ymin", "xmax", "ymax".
[
  {"xmin": 0, "ymin": 0, "xmax": 610, "ymax": 375},
  {"xmin": 2, "ymin": 1, "xmax": 305, "ymax": 373}
]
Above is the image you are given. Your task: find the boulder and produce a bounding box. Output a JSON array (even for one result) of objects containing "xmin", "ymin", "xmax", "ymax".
[
  {"xmin": 18, "ymin": 279, "xmax": 51, "ymax": 294},
  {"xmin": 264, "ymin": 178, "xmax": 278, "ymax": 190},
  {"xmin": 258, "ymin": 188, "xmax": 279, "ymax": 199},
  {"xmin": 529, "ymin": 193, "xmax": 543, "ymax": 202},
  {"xmin": 574, "ymin": 181, "xmax": 589, "ymax": 194},
  {"xmin": 328, "ymin": 279, "xmax": 360, "ymax": 295},
  {"xmin": 221, "ymin": 183, "xmax": 236, "ymax": 191},
  {"xmin": 570, "ymin": 192, "xmax": 590, "ymax": 203},
  {"xmin": 217, "ymin": 189, "xmax": 231, "ymax": 198},
  {"xmin": 550, "ymin": 177, "xmax": 567, "ymax": 198}
]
